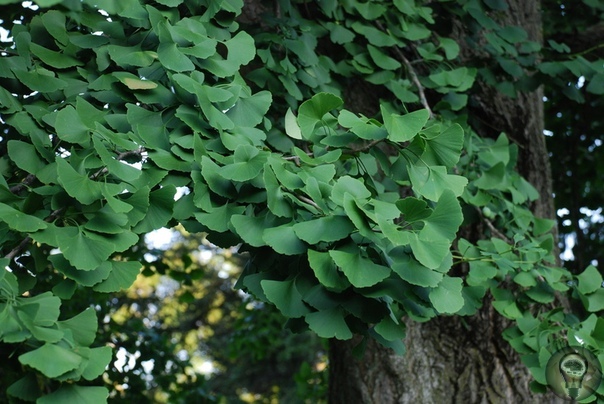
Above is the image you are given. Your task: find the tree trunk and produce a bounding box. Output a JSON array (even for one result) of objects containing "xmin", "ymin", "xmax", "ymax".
[{"xmin": 329, "ymin": 1, "xmax": 563, "ymax": 402}]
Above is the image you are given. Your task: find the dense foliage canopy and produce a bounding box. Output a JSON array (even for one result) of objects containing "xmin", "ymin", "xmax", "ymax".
[{"xmin": 0, "ymin": 0, "xmax": 603, "ymax": 402}]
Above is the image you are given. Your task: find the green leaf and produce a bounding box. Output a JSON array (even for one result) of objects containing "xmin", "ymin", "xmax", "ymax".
[
  {"xmin": 113, "ymin": 72, "xmax": 158, "ymax": 90},
  {"xmin": 8, "ymin": 140, "xmax": 46, "ymax": 175},
  {"xmin": 478, "ymin": 133, "xmax": 510, "ymax": 166},
  {"xmin": 382, "ymin": 107, "xmax": 430, "ymax": 142},
  {"xmin": 105, "ymin": 228, "xmax": 140, "ymax": 253},
  {"xmin": 132, "ymin": 186, "xmax": 175, "ymax": 233},
  {"xmin": 201, "ymin": 31, "xmax": 255, "ymax": 77},
  {"xmin": 329, "ymin": 249, "xmax": 390, "ymax": 288},
  {"xmin": 225, "ymin": 31, "xmax": 256, "ymax": 65},
  {"xmin": 331, "ymin": 176, "xmax": 372, "ymax": 206},
  {"xmin": 409, "ymin": 232, "xmax": 451, "ymax": 269},
  {"xmin": 55, "ymin": 106, "xmax": 91, "ymax": 146},
  {"xmin": 492, "ymin": 300, "xmax": 523, "ymax": 319},
  {"xmin": 367, "ymin": 45, "xmax": 401, "ymax": 70},
  {"xmin": 327, "ymin": 23, "xmax": 355, "ymax": 44},
  {"xmin": 56, "ymin": 159, "xmax": 102, "ymax": 205},
  {"xmin": 0, "ymin": 202, "xmax": 47, "ymax": 232},
  {"xmin": 421, "ymin": 190, "xmax": 463, "ymax": 242},
  {"xmin": 577, "ymin": 265, "xmax": 603, "ymax": 295},
  {"xmin": 231, "ymin": 214, "xmax": 272, "ymax": 247},
  {"xmin": 429, "ymin": 67, "xmax": 476, "ymax": 91},
  {"xmin": 158, "ymin": 42, "xmax": 195, "ymax": 72},
  {"xmin": 307, "ymin": 250, "xmax": 350, "ymax": 291},
  {"xmin": 497, "ymin": 26, "xmax": 527, "ymax": 43},
  {"xmin": 17, "ymin": 292, "xmax": 61, "ymax": 327},
  {"xmin": 0, "ymin": 86, "xmax": 22, "ymax": 113},
  {"xmin": 263, "ymin": 224, "xmax": 307, "ymax": 255},
  {"xmin": 514, "ymin": 272, "xmax": 537, "ymax": 287},
  {"xmin": 350, "ymin": 22, "xmax": 396, "ymax": 46},
  {"xmin": 81, "ymin": 346, "xmax": 113, "ymax": 380},
  {"xmin": 338, "ymin": 110, "xmax": 387, "ymax": 140},
  {"xmin": 57, "ymin": 227, "xmax": 115, "ymax": 271},
  {"xmin": 41, "ymin": 10, "xmax": 68, "ymax": 44},
  {"xmin": 293, "ymin": 215, "xmax": 355, "ymax": 244},
  {"xmin": 195, "ymin": 203, "xmax": 245, "ymax": 232},
  {"xmin": 123, "ymin": 187, "xmax": 149, "ymax": 226},
  {"xmin": 7, "ymin": 374, "xmax": 41, "ymax": 401},
  {"xmin": 586, "ymin": 73, "xmax": 604, "ymax": 95},
  {"xmin": 264, "ymin": 165, "xmax": 294, "ymax": 217},
  {"xmin": 218, "ymin": 145, "xmax": 267, "ymax": 181},
  {"xmin": 285, "ymin": 108, "xmax": 303, "ymax": 140},
  {"xmin": 439, "ymin": 37, "xmax": 460, "ymax": 60},
  {"xmin": 12, "ymin": 68, "xmax": 67, "ymax": 92},
  {"xmin": 226, "ymin": 90, "xmax": 272, "ymax": 128},
  {"xmin": 29, "ymin": 43, "xmax": 82, "ymax": 68},
  {"xmin": 85, "ymin": 204, "xmax": 129, "ymax": 234},
  {"xmin": 37, "ymin": 385, "xmax": 108, "ymax": 404},
  {"xmin": 92, "ymin": 261, "xmax": 142, "ymax": 292},
  {"xmin": 57, "ymin": 308, "xmax": 98, "ymax": 346},
  {"xmin": 19, "ymin": 343, "xmax": 82, "ymax": 378},
  {"xmin": 49, "ymin": 254, "xmax": 111, "ymax": 287},
  {"xmin": 474, "ymin": 162, "xmax": 507, "ymax": 190},
  {"xmin": 374, "ymin": 316, "xmax": 406, "ymax": 341},
  {"xmin": 429, "ymin": 277, "xmax": 464, "ymax": 314},
  {"xmin": 32, "ymin": 0, "xmax": 64, "ymax": 6},
  {"xmin": 396, "ymin": 197, "xmax": 432, "ymax": 222},
  {"xmin": 107, "ymin": 45, "xmax": 156, "ymax": 68},
  {"xmin": 200, "ymin": 156, "xmax": 236, "ymax": 198},
  {"xmin": 422, "ymin": 124, "xmax": 464, "ymax": 166},
  {"xmin": 525, "ymin": 282, "xmax": 555, "ymax": 304},
  {"xmin": 408, "ymin": 163, "xmax": 467, "ymax": 201},
  {"xmin": 467, "ymin": 260, "xmax": 498, "ymax": 285},
  {"xmin": 305, "ymin": 307, "xmax": 353, "ymax": 340},
  {"xmin": 391, "ymin": 252, "xmax": 443, "ymax": 287},
  {"xmin": 342, "ymin": 193, "xmax": 375, "ymax": 240},
  {"xmin": 585, "ymin": 289, "xmax": 604, "ymax": 312},
  {"xmin": 261, "ymin": 279, "xmax": 310, "ymax": 317},
  {"xmin": 297, "ymin": 92, "xmax": 343, "ymax": 139}
]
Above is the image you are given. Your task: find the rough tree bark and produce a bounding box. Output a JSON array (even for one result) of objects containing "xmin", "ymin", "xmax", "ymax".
[{"xmin": 328, "ymin": 1, "xmax": 564, "ymax": 403}]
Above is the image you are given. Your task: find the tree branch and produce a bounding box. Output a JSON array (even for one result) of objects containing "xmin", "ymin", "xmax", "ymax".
[
  {"xmin": 477, "ymin": 207, "xmax": 511, "ymax": 243},
  {"xmin": 549, "ymin": 21, "xmax": 604, "ymax": 58},
  {"xmin": 375, "ymin": 21, "xmax": 433, "ymax": 117},
  {"xmin": 296, "ymin": 195, "xmax": 322, "ymax": 212},
  {"xmin": 5, "ymin": 236, "xmax": 33, "ymax": 262},
  {"xmin": 9, "ymin": 174, "xmax": 37, "ymax": 194},
  {"xmin": 4, "ymin": 147, "xmax": 145, "ymax": 263}
]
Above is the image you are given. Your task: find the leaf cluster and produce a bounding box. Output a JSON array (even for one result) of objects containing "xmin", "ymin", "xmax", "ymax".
[{"xmin": 1, "ymin": 0, "xmax": 604, "ymax": 402}]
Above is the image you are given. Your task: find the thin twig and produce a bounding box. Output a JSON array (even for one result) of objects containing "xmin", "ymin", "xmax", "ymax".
[
  {"xmin": 477, "ymin": 207, "xmax": 511, "ymax": 243},
  {"xmin": 5, "ymin": 237, "xmax": 33, "ymax": 262},
  {"xmin": 9, "ymin": 174, "xmax": 37, "ymax": 194},
  {"xmin": 350, "ymin": 139, "xmax": 382, "ymax": 153},
  {"xmin": 375, "ymin": 21, "xmax": 433, "ymax": 117},
  {"xmin": 297, "ymin": 195, "xmax": 322, "ymax": 212}
]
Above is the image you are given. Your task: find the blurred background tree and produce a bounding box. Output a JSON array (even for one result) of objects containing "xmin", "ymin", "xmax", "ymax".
[{"xmin": 98, "ymin": 228, "xmax": 327, "ymax": 402}]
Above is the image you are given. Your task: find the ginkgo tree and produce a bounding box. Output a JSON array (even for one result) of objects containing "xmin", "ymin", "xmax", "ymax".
[{"xmin": 1, "ymin": 0, "xmax": 604, "ymax": 402}]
